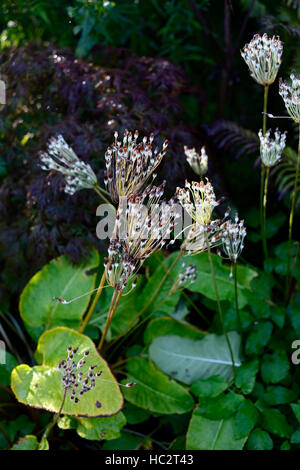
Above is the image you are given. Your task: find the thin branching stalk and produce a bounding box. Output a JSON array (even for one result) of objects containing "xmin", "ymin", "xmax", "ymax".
[
  {"xmin": 93, "ymin": 185, "xmax": 113, "ymax": 206},
  {"xmin": 286, "ymin": 123, "xmax": 300, "ymax": 301},
  {"xmin": 80, "ymin": 271, "xmax": 106, "ymax": 334},
  {"xmin": 262, "ymin": 166, "xmax": 270, "ymax": 258},
  {"xmin": 205, "ymin": 234, "xmax": 236, "ymax": 378},
  {"xmin": 98, "ymin": 289, "xmax": 122, "ymax": 351},
  {"xmin": 106, "ymin": 251, "xmax": 183, "ymax": 358},
  {"xmin": 42, "ymin": 390, "xmax": 67, "ymax": 441},
  {"xmin": 260, "ymin": 85, "xmax": 269, "ymax": 258},
  {"xmin": 233, "ymin": 262, "xmax": 242, "ymax": 333}
]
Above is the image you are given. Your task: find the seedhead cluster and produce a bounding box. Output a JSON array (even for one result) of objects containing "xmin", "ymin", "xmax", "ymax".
[
  {"xmin": 184, "ymin": 146, "xmax": 208, "ymax": 177},
  {"xmin": 104, "ymin": 130, "xmax": 168, "ymax": 202},
  {"xmin": 221, "ymin": 214, "xmax": 247, "ymax": 263},
  {"xmin": 279, "ymin": 73, "xmax": 300, "ymax": 123},
  {"xmin": 259, "ymin": 128, "xmax": 286, "ymax": 167},
  {"xmin": 40, "ymin": 135, "xmax": 98, "ymax": 195},
  {"xmin": 176, "ymin": 179, "xmax": 219, "ymax": 226},
  {"xmin": 57, "ymin": 346, "xmax": 102, "ymax": 403},
  {"xmin": 169, "ymin": 262, "xmax": 197, "ymax": 295},
  {"xmin": 241, "ymin": 33, "xmax": 283, "ymax": 86}
]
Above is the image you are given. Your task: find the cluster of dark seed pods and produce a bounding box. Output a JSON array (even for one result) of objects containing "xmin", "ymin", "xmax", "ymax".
[{"xmin": 57, "ymin": 346, "xmax": 102, "ymax": 404}]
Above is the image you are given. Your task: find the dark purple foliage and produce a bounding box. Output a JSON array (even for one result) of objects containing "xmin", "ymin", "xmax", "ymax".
[{"xmin": 0, "ymin": 42, "xmax": 204, "ymax": 295}]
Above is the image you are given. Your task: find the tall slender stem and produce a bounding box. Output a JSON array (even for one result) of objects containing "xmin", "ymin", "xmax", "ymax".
[
  {"xmin": 98, "ymin": 289, "xmax": 122, "ymax": 351},
  {"xmin": 205, "ymin": 235, "xmax": 236, "ymax": 378},
  {"xmin": 286, "ymin": 123, "xmax": 300, "ymax": 301},
  {"xmin": 106, "ymin": 252, "xmax": 183, "ymax": 358},
  {"xmin": 233, "ymin": 262, "xmax": 241, "ymax": 333},
  {"xmin": 93, "ymin": 185, "xmax": 113, "ymax": 206},
  {"xmin": 262, "ymin": 166, "xmax": 270, "ymax": 259},
  {"xmin": 42, "ymin": 390, "xmax": 67, "ymax": 441},
  {"xmin": 260, "ymin": 85, "xmax": 269, "ymax": 259},
  {"xmin": 80, "ymin": 271, "xmax": 106, "ymax": 334}
]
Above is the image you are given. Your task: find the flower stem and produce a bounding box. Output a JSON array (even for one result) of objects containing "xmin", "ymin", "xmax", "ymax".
[
  {"xmin": 262, "ymin": 166, "xmax": 270, "ymax": 259},
  {"xmin": 205, "ymin": 234, "xmax": 236, "ymax": 378},
  {"xmin": 42, "ymin": 390, "xmax": 67, "ymax": 441},
  {"xmin": 93, "ymin": 185, "xmax": 113, "ymax": 206},
  {"xmin": 233, "ymin": 262, "xmax": 242, "ymax": 333},
  {"xmin": 286, "ymin": 122, "xmax": 300, "ymax": 301},
  {"xmin": 80, "ymin": 271, "xmax": 106, "ymax": 334},
  {"xmin": 98, "ymin": 289, "xmax": 122, "ymax": 351},
  {"xmin": 260, "ymin": 85, "xmax": 269, "ymax": 259}
]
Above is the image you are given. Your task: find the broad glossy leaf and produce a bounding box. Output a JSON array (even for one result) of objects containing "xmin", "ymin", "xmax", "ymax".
[
  {"xmin": 149, "ymin": 332, "xmax": 242, "ymax": 384},
  {"xmin": 190, "ymin": 375, "xmax": 229, "ymax": 399},
  {"xmin": 144, "ymin": 316, "xmax": 206, "ymax": 346},
  {"xmin": 58, "ymin": 412, "xmax": 126, "ymax": 440},
  {"xmin": 122, "ymin": 357, "xmax": 194, "ymax": 414},
  {"xmin": 11, "ymin": 435, "xmax": 39, "ymax": 450},
  {"xmin": 186, "ymin": 407, "xmax": 246, "ymax": 450},
  {"xmin": 20, "ymin": 251, "xmax": 99, "ymax": 340},
  {"xmin": 183, "ymin": 252, "xmax": 257, "ymax": 308},
  {"xmin": 11, "ymin": 327, "xmax": 123, "ymax": 417}
]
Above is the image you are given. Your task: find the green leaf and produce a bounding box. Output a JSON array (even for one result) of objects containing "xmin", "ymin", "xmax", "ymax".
[
  {"xmin": 280, "ymin": 440, "xmax": 291, "ymax": 450},
  {"xmin": 58, "ymin": 412, "xmax": 126, "ymax": 441},
  {"xmin": 246, "ymin": 428, "xmax": 273, "ymax": 450},
  {"xmin": 260, "ymin": 407, "xmax": 293, "ymax": 439},
  {"xmin": 234, "ymin": 400, "xmax": 259, "ymax": 439},
  {"xmin": 122, "ymin": 357, "xmax": 194, "ymax": 415},
  {"xmin": 0, "ymin": 352, "xmax": 18, "ymax": 386},
  {"xmin": 144, "ymin": 317, "xmax": 206, "ymax": 346},
  {"xmin": 123, "ymin": 403, "xmax": 151, "ymax": 425},
  {"xmin": 264, "ymin": 386, "xmax": 297, "ymax": 405},
  {"xmin": 11, "ymin": 327, "xmax": 123, "ymax": 417},
  {"xmin": 182, "ymin": 253, "xmax": 257, "ymax": 309},
  {"xmin": 0, "ymin": 415, "xmax": 35, "ymax": 449},
  {"xmin": 291, "ymin": 430, "xmax": 300, "ymax": 444},
  {"xmin": 261, "ymin": 352, "xmax": 290, "ymax": 384},
  {"xmin": 102, "ymin": 432, "xmax": 142, "ymax": 450},
  {"xmin": 137, "ymin": 252, "xmax": 182, "ymax": 315},
  {"xmin": 245, "ymin": 321, "xmax": 273, "ymax": 356},
  {"xmin": 20, "ymin": 251, "xmax": 99, "ymax": 340},
  {"xmin": 190, "ymin": 375, "xmax": 229, "ymax": 399},
  {"xmin": 196, "ymin": 392, "xmax": 244, "ymax": 420},
  {"xmin": 149, "ymin": 332, "xmax": 242, "ymax": 384},
  {"xmin": 235, "ymin": 359, "xmax": 259, "ymax": 394},
  {"xmin": 11, "ymin": 435, "xmax": 39, "ymax": 450},
  {"xmin": 291, "ymin": 402, "xmax": 300, "ymax": 422},
  {"xmin": 186, "ymin": 407, "xmax": 246, "ymax": 450}
]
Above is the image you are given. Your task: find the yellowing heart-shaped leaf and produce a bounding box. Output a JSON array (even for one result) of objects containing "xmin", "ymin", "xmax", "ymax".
[{"xmin": 11, "ymin": 327, "xmax": 123, "ymax": 417}]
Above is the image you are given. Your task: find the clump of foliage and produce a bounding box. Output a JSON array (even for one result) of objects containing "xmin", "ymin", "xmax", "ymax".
[{"xmin": 1, "ymin": 1, "xmax": 300, "ymax": 454}]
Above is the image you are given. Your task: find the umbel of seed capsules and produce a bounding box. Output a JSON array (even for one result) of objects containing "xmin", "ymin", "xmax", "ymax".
[{"xmin": 57, "ymin": 346, "xmax": 103, "ymax": 404}]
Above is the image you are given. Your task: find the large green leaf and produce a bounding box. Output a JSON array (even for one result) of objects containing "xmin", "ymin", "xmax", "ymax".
[
  {"xmin": 122, "ymin": 357, "xmax": 194, "ymax": 414},
  {"xmin": 149, "ymin": 332, "xmax": 242, "ymax": 385},
  {"xmin": 183, "ymin": 252, "xmax": 257, "ymax": 308},
  {"xmin": 11, "ymin": 435, "xmax": 49, "ymax": 450},
  {"xmin": 144, "ymin": 317, "xmax": 206, "ymax": 346},
  {"xmin": 11, "ymin": 327, "xmax": 123, "ymax": 417},
  {"xmin": 186, "ymin": 407, "xmax": 246, "ymax": 450},
  {"xmin": 20, "ymin": 251, "xmax": 99, "ymax": 340},
  {"xmin": 58, "ymin": 412, "xmax": 126, "ymax": 441}
]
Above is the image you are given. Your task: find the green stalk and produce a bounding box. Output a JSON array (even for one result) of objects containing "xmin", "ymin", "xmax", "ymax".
[
  {"xmin": 42, "ymin": 390, "xmax": 67, "ymax": 441},
  {"xmin": 262, "ymin": 166, "xmax": 270, "ymax": 259},
  {"xmin": 260, "ymin": 85, "xmax": 269, "ymax": 259},
  {"xmin": 93, "ymin": 185, "xmax": 113, "ymax": 206},
  {"xmin": 205, "ymin": 234, "xmax": 236, "ymax": 378},
  {"xmin": 80, "ymin": 271, "xmax": 106, "ymax": 334},
  {"xmin": 98, "ymin": 289, "xmax": 122, "ymax": 351},
  {"xmin": 233, "ymin": 262, "xmax": 242, "ymax": 333},
  {"xmin": 286, "ymin": 122, "xmax": 300, "ymax": 301}
]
